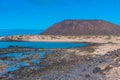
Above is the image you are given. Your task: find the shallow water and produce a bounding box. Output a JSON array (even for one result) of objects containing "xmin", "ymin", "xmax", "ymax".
[
  {"xmin": 0, "ymin": 41, "xmax": 88, "ymax": 77},
  {"xmin": 0, "ymin": 41, "xmax": 88, "ymax": 48},
  {"xmin": 0, "ymin": 50, "xmax": 51, "ymax": 76}
]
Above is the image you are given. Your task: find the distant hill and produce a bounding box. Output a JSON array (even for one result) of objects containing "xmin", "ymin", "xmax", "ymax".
[{"xmin": 41, "ymin": 20, "xmax": 120, "ymax": 36}]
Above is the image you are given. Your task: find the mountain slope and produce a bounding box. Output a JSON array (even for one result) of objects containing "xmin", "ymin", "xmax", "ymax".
[{"xmin": 41, "ymin": 20, "xmax": 120, "ymax": 36}]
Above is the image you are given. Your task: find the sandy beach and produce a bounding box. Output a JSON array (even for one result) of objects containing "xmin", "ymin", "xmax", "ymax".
[{"xmin": 1, "ymin": 35, "xmax": 120, "ymax": 43}]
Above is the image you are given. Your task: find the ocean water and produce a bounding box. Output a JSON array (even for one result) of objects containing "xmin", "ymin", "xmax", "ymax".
[
  {"xmin": 0, "ymin": 29, "xmax": 43, "ymax": 36},
  {"xmin": 0, "ymin": 41, "xmax": 88, "ymax": 48}
]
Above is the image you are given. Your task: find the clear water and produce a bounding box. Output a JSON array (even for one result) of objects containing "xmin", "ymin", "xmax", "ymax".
[
  {"xmin": 0, "ymin": 42, "xmax": 88, "ymax": 76},
  {"xmin": 0, "ymin": 50, "xmax": 50, "ymax": 76},
  {"xmin": 0, "ymin": 29, "xmax": 43, "ymax": 36},
  {"xmin": 0, "ymin": 41, "xmax": 88, "ymax": 48}
]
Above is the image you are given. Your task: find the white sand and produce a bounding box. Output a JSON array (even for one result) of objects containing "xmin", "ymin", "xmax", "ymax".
[{"xmin": 1, "ymin": 35, "xmax": 120, "ymax": 43}]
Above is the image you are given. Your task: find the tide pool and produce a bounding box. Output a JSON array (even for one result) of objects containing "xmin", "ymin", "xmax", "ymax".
[{"xmin": 0, "ymin": 50, "xmax": 51, "ymax": 76}]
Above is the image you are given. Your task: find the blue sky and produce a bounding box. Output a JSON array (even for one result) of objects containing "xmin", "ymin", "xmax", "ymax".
[{"xmin": 0, "ymin": 0, "xmax": 120, "ymax": 30}]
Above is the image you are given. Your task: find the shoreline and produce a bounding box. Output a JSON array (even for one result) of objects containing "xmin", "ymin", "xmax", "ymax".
[
  {"xmin": 1, "ymin": 35, "xmax": 120, "ymax": 43},
  {"xmin": 0, "ymin": 42, "xmax": 120, "ymax": 80},
  {"xmin": 0, "ymin": 35, "xmax": 120, "ymax": 80}
]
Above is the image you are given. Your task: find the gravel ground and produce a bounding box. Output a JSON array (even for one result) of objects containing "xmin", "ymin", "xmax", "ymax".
[
  {"xmin": 38, "ymin": 48, "xmax": 120, "ymax": 80},
  {"xmin": 1, "ymin": 43, "xmax": 120, "ymax": 80}
]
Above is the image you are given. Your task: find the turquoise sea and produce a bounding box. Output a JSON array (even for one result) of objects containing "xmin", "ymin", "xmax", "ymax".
[{"xmin": 0, "ymin": 41, "xmax": 88, "ymax": 48}]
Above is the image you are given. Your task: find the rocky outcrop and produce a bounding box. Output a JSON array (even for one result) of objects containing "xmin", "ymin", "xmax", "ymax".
[
  {"xmin": 41, "ymin": 20, "xmax": 120, "ymax": 36},
  {"xmin": 1, "ymin": 43, "xmax": 120, "ymax": 80},
  {"xmin": 39, "ymin": 47, "xmax": 120, "ymax": 80},
  {"xmin": 0, "ymin": 46, "xmax": 36, "ymax": 54}
]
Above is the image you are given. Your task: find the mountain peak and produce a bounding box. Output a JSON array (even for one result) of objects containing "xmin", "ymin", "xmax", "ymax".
[{"xmin": 41, "ymin": 20, "xmax": 120, "ymax": 36}]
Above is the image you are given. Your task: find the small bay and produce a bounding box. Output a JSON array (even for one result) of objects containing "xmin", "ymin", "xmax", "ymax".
[{"xmin": 0, "ymin": 41, "xmax": 88, "ymax": 48}]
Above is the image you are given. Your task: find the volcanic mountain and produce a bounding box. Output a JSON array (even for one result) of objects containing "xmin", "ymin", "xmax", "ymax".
[{"xmin": 41, "ymin": 20, "xmax": 120, "ymax": 36}]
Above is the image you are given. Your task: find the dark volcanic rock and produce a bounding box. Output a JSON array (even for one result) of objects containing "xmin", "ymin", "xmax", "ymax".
[{"xmin": 41, "ymin": 20, "xmax": 120, "ymax": 36}]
